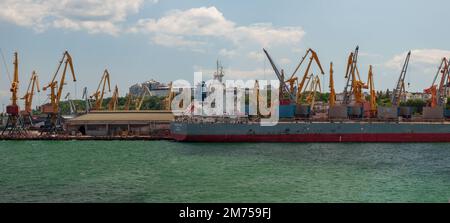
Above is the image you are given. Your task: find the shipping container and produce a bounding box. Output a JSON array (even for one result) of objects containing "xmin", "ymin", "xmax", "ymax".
[
  {"xmin": 377, "ymin": 106, "xmax": 398, "ymax": 120},
  {"xmin": 295, "ymin": 104, "xmax": 311, "ymax": 117},
  {"xmin": 329, "ymin": 105, "xmax": 348, "ymax": 119},
  {"xmin": 423, "ymin": 106, "xmax": 444, "ymax": 120},
  {"xmin": 279, "ymin": 104, "xmax": 295, "ymax": 118}
]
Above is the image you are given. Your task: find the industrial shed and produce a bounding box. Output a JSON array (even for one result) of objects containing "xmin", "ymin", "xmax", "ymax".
[{"xmin": 66, "ymin": 111, "xmax": 174, "ymax": 137}]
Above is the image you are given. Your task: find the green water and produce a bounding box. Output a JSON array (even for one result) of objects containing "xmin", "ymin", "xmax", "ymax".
[{"xmin": 0, "ymin": 141, "xmax": 450, "ymax": 202}]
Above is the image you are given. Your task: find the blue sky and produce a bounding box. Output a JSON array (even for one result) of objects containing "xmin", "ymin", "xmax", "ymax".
[{"xmin": 1, "ymin": 0, "xmax": 450, "ymax": 109}]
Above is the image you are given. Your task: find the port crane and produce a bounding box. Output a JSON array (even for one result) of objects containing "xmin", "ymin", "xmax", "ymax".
[
  {"xmin": 342, "ymin": 46, "xmax": 365, "ymax": 105},
  {"xmin": 82, "ymin": 87, "xmax": 91, "ymax": 113},
  {"xmin": 135, "ymin": 85, "xmax": 151, "ymax": 111},
  {"xmin": 365, "ymin": 65, "xmax": 377, "ymax": 117},
  {"xmin": 304, "ymin": 75, "xmax": 322, "ymax": 112},
  {"xmin": 263, "ymin": 48, "xmax": 295, "ymax": 102},
  {"xmin": 391, "ymin": 51, "xmax": 411, "ymax": 107},
  {"xmin": 64, "ymin": 92, "xmax": 77, "ymax": 115},
  {"xmin": 21, "ymin": 71, "xmax": 40, "ymax": 126},
  {"xmin": 424, "ymin": 57, "xmax": 449, "ymax": 108},
  {"xmin": 108, "ymin": 85, "xmax": 119, "ymax": 111},
  {"xmin": 42, "ymin": 50, "xmax": 76, "ymax": 133},
  {"xmin": 91, "ymin": 69, "xmax": 111, "ymax": 110},
  {"xmin": 124, "ymin": 93, "xmax": 133, "ymax": 110},
  {"xmin": 2, "ymin": 52, "xmax": 26, "ymax": 135},
  {"xmin": 329, "ymin": 62, "xmax": 336, "ymax": 107},
  {"xmin": 165, "ymin": 82, "xmax": 175, "ymax": 110},
  {"xmin": 290, "ymin": 48, "xmax": 325, "ymax": 104}
]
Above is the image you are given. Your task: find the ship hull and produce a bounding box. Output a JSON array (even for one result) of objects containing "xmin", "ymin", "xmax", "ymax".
[{"xmin": 171, "ymin": 122, "xmax": 450, "ymax": 142}]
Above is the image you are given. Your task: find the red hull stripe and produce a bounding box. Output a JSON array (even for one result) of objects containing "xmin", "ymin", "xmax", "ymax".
[{"xmin": 171, "ymin": 133, "xmax": 450, "ymax": 142}]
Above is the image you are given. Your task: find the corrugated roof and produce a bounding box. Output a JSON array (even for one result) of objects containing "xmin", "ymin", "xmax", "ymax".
[{"xmin": 67, "ymin": 111, "xmax": 173, "ymax": 124}]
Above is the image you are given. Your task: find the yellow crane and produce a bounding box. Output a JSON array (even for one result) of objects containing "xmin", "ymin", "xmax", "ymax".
[
  {"xmin": 304, "ymin": 75, "xmax": 322, "ymax": 111},
  {"xmin": 91, "ymin": 69, "xmax": 111, "ymax": 110},
  {"xmin": 329, "ymin": 62, "xmax": 336, "ymax": 107},
  {"xmin": 165, "ymin": 82, "xmax": 176, "ymax": 110},
  {"xmin": 290, "ymin": 48, "xmax": 325, "ymax": 104},
  {"xmin": 108, "ymin": 85, "xmax": 119, "ymax": 111},
  {"xmin": 41, "ymin": 51, "xmax": 76, "ymax": 132},
  {"xmin": 135, "ymin": 85, "xmax": 151, "ymax": 111},
  {"xmin": 343, "ymin": 46, "xmax": 365, "ymax": 104},
  {"xmin": 365, "ymin": 65, "xmax": 377, "ymax": 117},
  {"xmin": 2, "ymin": 52, "xmax": 24, "ymax": 135},
  {"xmin": 124, "ymin": 93, "xmax": 133, "ymax": 111},
  {"xmin": 21, "ymin": 71, "xmax": 40, "ymax": 114}
]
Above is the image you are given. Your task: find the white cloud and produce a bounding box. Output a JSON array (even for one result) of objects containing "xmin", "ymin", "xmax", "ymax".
[
  {"xmin": 219, "ymin": 49, "xmax": 237, "ymax": 57},
  {"xmin": 131, "ymin": 7, "xmax": 305, "ymax": 49},
  {"xmin": 152, "ymin": 34, "xmax": 205, "ymax": 48},
  {"xmin": 247, "ymin": 51, "xmax": 265, "ymax": 61},
  {"xmin": 0, "ymin": 0, "xmax": 145, "ymax": 35},
  {"xmin": 383, "ymin": 49, "xmax": 450, "ymax": 91},
  {"xmin": 279, "ymin": 58, "xmax": 291, "ymax": 65},
  {"xmin": 385, "ymin": 49, "xmax": 450, "ymax": 69}
]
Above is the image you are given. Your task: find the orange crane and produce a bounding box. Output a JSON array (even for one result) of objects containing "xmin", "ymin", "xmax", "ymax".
[
  {"xmin": 165, "ymin": 82, "xmax": 175, "ymax": 110},
  {"xmin": 2, "ymin": 52, "xmax": 24, "ymax": 135},
  {"xmin": 91, "ymin": 69, "xmax": 111, "ymax": 110},
  {"xmin": 108, "ymin": 85, "xmax": 119, "ymax": 111},
  {"xmin": 305, "ymin": 75, "xmax": 322, "ymax": 111},
  {"xmin": 365, "ymin": 65, "xmax": 377, "ymax": 117},
  {"xmin": 124, "ymin": 93, "xmax": 133, "ymax": 110},
  {"xmin": 424, "ymin": 57, "xmax": 449, "ymax": 108},
  {"xmin": 290, "ymin": 48, "xmax": 325, "ymax": 104},
  {"xmin": 329, "ymin": 62, "xmax": 336, "ymax": 107},
  {"xmin": 42, "ymin": 50, "xmax": 76, "ymax": 133},
  {"xmin": 21, "ymin": 71, "xmax": 40, "ymax": 114},
  {"xmin": 343, "ymin": 46, "xmax": 366, "ymax": 105}
]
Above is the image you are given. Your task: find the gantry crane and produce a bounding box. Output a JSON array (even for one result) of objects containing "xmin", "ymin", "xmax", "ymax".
[
  {"xmin": 329, "ymin": 62, "xmax": 336, "ymax": 107},
  {"xmin": 20, "ymin": 71, "xmax": 40, "ymax": 126},
  {"xmin": 91, "ymin": 69, "xmax": 111, "ymax": 110},
  {"xmin": 365, "ymin": 65, "xmax": 377, "ymax": 117},
  {"xmin": 108, "ymin": 85, "xmax": 119, "ymax": 111},
  {"xmin": 424, "ymin": 57, "xmax": 449, "ymax": 108},
  {"xmin": 391, "ymin": 51, "xmax": 411, "ymax": 107},
  {"xmin": 135, "ymin": 85, "xmax": 151, "ymax": 111},
  {"xmin": 2, "ymin": 52, "xmax": 25, "ymax": 135},
  {"xmin": 41, "ymin": 50, "xmax": 76, "ymax": 133}
]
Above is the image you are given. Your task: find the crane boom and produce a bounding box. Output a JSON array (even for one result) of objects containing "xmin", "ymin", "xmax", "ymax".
[
  {"xmin": 262, "ymin": 48, "xmax": 295, "ymax": 101},
  {"xmin": 425, "ymin": 57, "xmax": 449, "ymax": 107},
  {"xmin": 343, "ymin": 46, "xmax": 359, "ymax": 105},
  {"xmin": 21, "ymin": 71, "xmax": 40, "ymax": 114},
  {"xmin": 329, "ymin": 62, "xmax": 336, "ymax": 107},
  {"xmin": 136, "ymin": 85, "xmax": 151, "ymax": 111},
  {"xmin": 366, "ymin": 65, "xmax": 377, "ymax": 116},
  {"xmin": 392, "ymin": 51, "xmax": 411, "ymax": 106},
  {"xmin": 91, "ymin": 69, "xmax": 111, "ymax": 110},
  {"xmin": 108, "ymin": 85, "xmax": 119, "ymax": 111}
]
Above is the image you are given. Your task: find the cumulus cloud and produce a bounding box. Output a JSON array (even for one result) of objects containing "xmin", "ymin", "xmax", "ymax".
[
  {"xmin": 0, "ymin": 0, "xmax": 145, "ymax": 35},
  {"xmin": 385, "ymin": 49, "xmax": 450, "ymax": 69},
  {"xmin": 383, "ymin": 49, "xmax": 450, "ymax": 91},
  {"xmin": 130, "ymin": 7, "xmax": 305, "ymax": 49}
]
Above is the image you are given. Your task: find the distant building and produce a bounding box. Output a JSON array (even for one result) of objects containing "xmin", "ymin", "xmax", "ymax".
[
  {"xmin": 405, "ymin": 92, "xmax": 431, "ymax": 101},
  {"xmin": 129, "ymin": 79, "xmax": 169, "ymax": 97}
]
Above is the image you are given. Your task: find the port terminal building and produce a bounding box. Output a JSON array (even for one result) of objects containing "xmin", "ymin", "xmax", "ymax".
[{"xmin": 66, "ymin": 110, "xmax": 173, "ymax": 137}]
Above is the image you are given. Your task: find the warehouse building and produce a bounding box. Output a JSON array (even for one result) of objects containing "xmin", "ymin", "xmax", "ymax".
[{"xmin": 66, "ymin": 111, "xmax": 174, "ymax": 137}]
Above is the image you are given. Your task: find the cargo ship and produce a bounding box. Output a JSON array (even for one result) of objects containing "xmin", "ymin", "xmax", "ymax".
[{"xmin": 170, "ymin": 120, "xmax": 450, "ymax": 142}]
